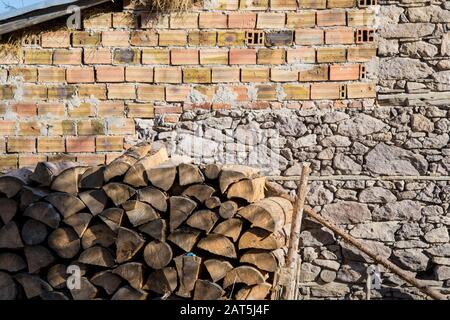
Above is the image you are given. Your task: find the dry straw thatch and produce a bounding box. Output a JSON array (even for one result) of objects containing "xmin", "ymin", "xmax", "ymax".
[{"xmin": 135, "ymin": 0, "xmax": 199, "ymax": 12}]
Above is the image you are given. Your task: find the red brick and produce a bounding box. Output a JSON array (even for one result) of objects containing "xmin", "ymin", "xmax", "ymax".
[
  {"xmin": 66, "ymin": 136, "xmax": 95, "ymax": 152},
  {"xmin": 171, "ymin": 49, "xmax": 199, "ymax": 65},
  {"xmin": 108, "ymin": 84, "xmax": 136, "ymax": 100},
  {"xmin": 41, "ymin": 31, "xmax": 70, "ymax": 48},
  {"xmin": 154, "ymin": 67, "xmax": 182, "ymax": 84},
  {"xmin": 76, "ymin": 154, "xmax": 106, "ymax": 166},
  {"xmin": 347, "ymin": 82, "xmax": 376, "ymax": 98},
  {"xmin": 11, "ymin": 103, "xmax": 37, "ymax": 117},
  {"xmin": 228, "ymin": 12, "xmax": 257, "ymax": 28},
  {"xmin": 212, "ymin": 67, "xmax": 240, "ymax": 83},
  {"xmin": 256, "ymin": 13, "xmax": 286, "ymax": 29},
  {"xmin": 96, "ymin": 136, "xmax": 124, "ymax": 152},
  {"xmin": 18, "ymin": 121, "xmax": 45, "ymax": 136},
  {"xmin": 295, "ymin": 29, "xmax": 324, "ymax": 45},
  {"xmin": 96, "ymin": 66, "xmax": 125, "ymax": 83},
  {"xmin": 330, "ymin": 64, "xmax": 361, "ymax": 80},
  {"xmin": 37, "ymin": 103, "xmax": 65, "ymax": 117},
  {"xmin": 199, "ymin": 12, "xmax": 228, "ymax": 29},
  {"xmin": 165, "ymin": 86, "xmax": 190, "ymax": 102},
  {"xmin": 126, "ymin": 67, "xmax": 154, "ymax": 83},
  {"xmin": 102, "ymin": 31, "xmax": 130, "ymax": 46},
  {"xmin": 230, "ymin": 49, "xmax": 257, "ymax": 65},
  {"xmin": 84, "ymin": 48, "xmax": 112, "ymax": 64},
  {"xmin": 66, "ymin": 67, "xmax": 95, "ymax": 83},
  {"xmin": 316, "ymin": 11, "xmax": 347, "ymax": 26},
  {"xmin": 78, "ymin": 84, "xmax": 107, "ymax": 100},
  {"xmin": 19, "ymin": 154, "xmax": 46, "ymax": 168},
  {"xmin": 97, "ymin": 101, "xmax": 125, "ymax": 117},
  {"xmin": 53, "ymin": 49, "xmax": 82, "ymax": 65},
  {"xmin": 287, "ymin": 48, "xmax": 316, "ymax": 64},
  {"xmin": 127, "ymin": 103, "xmax": 154, "ymax": 118},
  {"xmin": 37, "ymin": 137, "xmax": 65, "ymax": 153},
  {"xmin": 130, "ymin": 31, "xmax": 158, "ymax": 46},
  {"xmin": 170, "ymin": 13, "xmax": 199, "ymax": 29},
  {"xmin": 271, "ymin": 0, "xmax": 298, "ymax": 10},
  {"xmin": 38, "ymin": 67, "xmax": 65, "ymax": 83},
  {"xmin": 7, "ymin": 137, "xmax": 36, "ymax": 153},
  {"xmin": 271, "ymin": 68, "xmax": 298, "ymax": 82},
  {"xmin": 311, "ymin": 83, "xmax": 345, "ymax": 99},
  {"xmin": 325, "ymin": 28, "xmax": 355, "ymax": 44},
  {"xmin": 137, "ymin": 85, "xmax": 165, "ymax": 101}
]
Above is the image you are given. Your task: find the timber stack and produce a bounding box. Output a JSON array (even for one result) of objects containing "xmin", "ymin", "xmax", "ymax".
[{"xmin": 0, "ymin": 142, "xmax": 293, "ymax": 300}]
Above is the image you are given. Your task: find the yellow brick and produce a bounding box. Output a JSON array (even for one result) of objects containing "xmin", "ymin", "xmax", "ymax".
[
  {"xmin": 283, "ymin": 84, "xmax": 310, "ymax": 100},
  {"xmin": 258, "ymin": 49, "xmax": 285, "ymax": 64},
  {"xmin": 256, "ymin": 84, "xmax": 277, "ymax": 101},
  {"xmin": 24, "ymin": 49, "xmax": 52, "ymax": 64},
  {"xmin": 41, "ymin": 31, "xmax": 70, "ymax": 48},
  {"xmin": 327, "ymin": 0, "xmax": 355, "ymax": 8},
  {"xmin": 113, "ymin": 12, "xmax": 136, "ymax": 28},
  {"xmin": 96, "ymin": 136, "xmax": 124, "ymax": 152},
  {"xmin": 159, "ymin": 31, "xmax": 187, "ymax": 46},
  {"xmin": 347, "ymin": 47, "xmax": 376, "ymax": 62},
  {"xmin": 18, "ymin": 121, "xmax": 45, "ymax": 136},
  {"xmin": 72, "ymin": 31, "xmax": 101, "ymax": 47},
  {"xmin": 257, "ymin": 13, "xmax": 286, "ymax": 29},
  {"xmin": 137, "ymin": 85, "xmax": 165, "ymax": 101},
  {"xmin": 154, "ymin": 67, "xmax": 182, "ymax": 83},
  {"xmin": 347, "ymin": 10, "xmax": 375, "ymax": 26},
  {"xmin": 38, "ymin": 67, "xmax": 65, "ymax": 83},
  {"xmin": 107, "ymin": 118, "xmax": 135, "ymax": 136},
  {"xmin": 189, "ymin": 31, "xmax": 217, "ymax": 46},
  {"xmin": 78, "ymin": 84, "xmax": 107, "ymax": 100},
  {"xmin": 311, "ymin": 83, "xmax": 344, "ymax": 99},
  {"xmin": 0, "ymin": 155, "xmax": 18, "ymax": 172},
  {"xmin": 317, "ymin": 48, "xmax": 347, "ymax": 62},
  {"xmin": 241, "ymin": 67, "xmax": 270, "ymax": 82},
  {"xmin": 22, "ymin": 85, "xmax": 47, "ymax": 100},
  {"xmin": 127, "ymin": 103, "xmax": 155, "ymax": 118},
  {"xmin": 299, "ymin": 0, "xmax": 326, "ymax": 8},
  {"xmin": 47, "ymin": 86, "xmax": 76, "ymax": 100},
  {"xmin": 287, "ymin": 12, "xmax": 316, "ymax": 28},
  {"xmin": 212, "ymin": 67, "xmax": 240, "ymax": 83},
  {"xmin": 142, "ymin": 49, "xmax": 170, "ymax": 65},
  {"xmin": 38, "ymin": 103, "xmax": 65, "ymax": 117},
  {"xmin": 271, "ymin": 0, "xmax": 298, "ymax": 10},
  {"xmin": 113, "ymin": 48, "xmax": 141, "ymax": 65},
  {"xmin": 347, "ymin": 82, "xmax": 376, "ymax": 98},
  {"xmin": 204, "ymin": 0, "xmax": 239, "ymax": 10},
  {"xmin": 166, "ymin": 86, "xmax": 190, "ymax": 102},
  {"xmin": 37, "ymin": 137, "xmax": 65, "ymax": 153},
  {"xmin": 218, "ymin": 31, "xmax": 245, "ymax": 46},
  {"xmin": 83, "ymin": 13, "xmax": 112, "ymax": 29},
  {"xmin": 299, "ymin": 65, "xmax": 329, "ymax": 81},
  {"xmin": 240, "ymin": 0, "xmax": 269, "ymax": 10},
  {"xmin": 170, "ymin": 13, "xmax": 199, "ymax": 29},
  {"xmin": 108, "ymin": 84, "xmax": 136, "ymax": 100},
  {"xmin": 7, "ymin": 137, "xmax": 36, "ymax": 153},
  {"xmin": 271, "ymin": 68, "xmax": 298, "ymax": 82},
  {"xmin": 9, "ymin": 67, "xmax": 38, "ymax": 82},
  {"xmin": 200, "ymin": 49, "xmax": 229, "ymax": 65},
  {"xmin": 183, "ymin": 68, "xmax": 212, "ymax": 84},
  {"xmin": 98, "ymin": 101, "xmax": 125, "ymax": 117},
  {"xmin": 68, "ymin": 102, "xmax": 96, "ymax": 118},
  {"xmin": 48, "ymin": 120, "xmax": 76, "ymax": 136},
  {"xmin": 77, "ymin": 120, "xmax": 106, "ymax": 135}
]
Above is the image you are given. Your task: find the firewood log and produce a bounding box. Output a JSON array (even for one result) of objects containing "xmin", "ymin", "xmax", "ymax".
[
  {"xmin": 239, "ymin": 228, "xmax": 287, "ymax": 250},
  {"xmin": 0, "ymin": 198, "xmax": 17, "ymax": 224},
  {"xmin": 139, "ymin": 219, "xmax": 167, "ymax": 241},
  {"xmin": 24, "ymin": 245, "xmax": 55, "ymax": 273},
  {"xmin": 138, "ymin": 187, "xmax": 168, "ymax": 212},
  {"xmin": 123, "ymin": 142, "xmax": 168, "ymax": 187},
  {"xmin": 179, "ymin": 163, "xmax": 204, "ymax": 186},
  {"xmin": 91, "ymin": 271, "xmax": 123, "ymax": 295},
  {"xmin": 79, "ymin": 246, "xmax": 114, "ymax": 267},
  {"xmin": 0, "ymin": 252, "xmax": 26, "ymax": 272},
  {"xmin": 227, "ymin": 177, "xmax": 266, "ymax": 203},
  {"xmin": 182, "ymin": 184, "xmax": 215, "ymax": 203},
  {"xmin": 212, "ymin": 218, "xmax": 243, "ymax": 242},
  {"xmin": 64, "ymin": 212, "xmax": 92, "ymax": 237},
  {"xmin": 143, "ymin": 267, "xmax": 177, "ymax": 295},
  {"xmin": 235, "ymin": 283, "xmax": 271, "ymax": 300},
  {"xmin": 111, "ymin": 285, "xmax": 148, "ymax": 300},
  {"xmin": 240, "ymin": 250, "xmax": 278, "ymax": 272},
  {"xmin": 45, "ymin": 193, "xmax": 86, "ymax": 219},
  {"xmin": 169, "ymin": 196, "xmax": 197, "ymax": 231},
  {"xmin": 193, "ymin": 279, "xmax": 225, "ymax": 300},
  {"xmin": 204, "ymin": 164, "xmax": 221, "ymax": 180},
  {"xmin": 0, "ymin": 221, "xmax": 24, "ymax": 249},
  {"xmin": 98, "ymin": 208, "xmax": 123, "ymax": 233},
  {"xmin": 144, "ymin": 241, "xmax": 173, "ymax": 269},
  {"xmin": 223, "ymin": 266, "xmax": 265, "ymax": 288},
  {"xmin": 219, "ymin": 200, "xmax": 238, "ymax": 219},
  {"xmin": 79, "ymin": 165, "xmax": 104, "ymax": 189},
  {"xmin": 31, "ymin": 162, "xmax": 77, "ymax": 187},
  {"xmin": 167, "ymin": 227, "xmax": 201, "ymax": 252},
  {"xmin": 41, "ymin": 292, "xmax": 69, "ymax": 300},
  {"xmin": 113, "ymin": 262, "xmax": 144, "ymax": 290},
  {"xmin": 78, "ymin": 190, "xmax": 108, "ymax": 215},
  {"xmin": 115, "ymin": 227, "xmax": 145, "ymax": 264},
  {"xmin": 146, "ymin": 162, "xmax": 177, "ymax": 191},
  {"xmin": 23, "ymin": 202, "xmax": 61, "ymax": 229},
  {"xmin": 174, "ymin": 255, "xmax": 201, "ymax": 298},
  {"xmin": 47, "ymin": 264, "xmax": 68, "ymax": 289},
  {"xmin": 19, "ymin": 186, "xmax": 49, "ymax": 211},
  {"xmin": 70, "ymin": 277, "xmax": 98, "ymax": 300},
  {"xmin": 51, "ymin": 166, "xmax": 87, "ymax": 195},
  {"xmin": 103, "ymin": 183, "xmax": 136, "ymax": 206},
  {"xmin": 103, "ymin": 142, "xmax": 152, "ymax": 182},
  {"xmin": 186, "ymin": 210, "xmax": 219, "ymax": 233},
  {"xmin": 0, "ymin": 168, "xmax": 31, "ymax": 198},
  {"xmin": 122, "ymin": 200, "xmax": 159, "ymax": 227},
  {"xmin": 81, "ymin": 224, "xmax": 115, "ymax": 249},
  {"xmin": 15, "ymin": 273, "xmax": 52, "ymax": 299},
  {"xmin": 205, "ymin": 196, "xmax": 221, "ymax": 209},
  {"xmin": 48, "ymin": 227, "xmax": 80, "ymax": 259},
  {"xmin": 21, "ymin": 220, "xmax": 48, "ymax": 245},
  {"xmin": 219, "ymin": 165, "xmax": 259, "ymax": 193},
  {"xmin": 0, "ymin": 272, "xmax": 17, "ymax": 300},
  {"xmin": 204, "ymin": 259, "xmax": 233, "ymax": 282},
  {"xmin": 197, "ymin": 234, "xmax": 237, "ymax": 259}
]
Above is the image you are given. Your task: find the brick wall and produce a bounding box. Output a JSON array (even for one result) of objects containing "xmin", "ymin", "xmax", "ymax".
[{"xmin": 0, "ymin": 0, "xmax": 377, "ymax": 171}]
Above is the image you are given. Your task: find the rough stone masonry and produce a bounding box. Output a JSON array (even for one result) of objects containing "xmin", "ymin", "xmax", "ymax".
[{"xmin": 0, "ymin": 0, "xmax": 449, "ymax": 299}]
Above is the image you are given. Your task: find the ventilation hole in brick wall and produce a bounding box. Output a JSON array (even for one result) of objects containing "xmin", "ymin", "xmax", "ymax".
[
  {"xmin": 22, "ymin": 35, "xmax": 40, "ymax": 46},
  {"xmin": 339, "ymin": 85, "xmax": 347, "ymax": 99},
  {"xmin": 356, "ymin": 29, "xmax": 375, "ymax": 44},
  {"xmin": 360, "ymin": 65, "xmax": 367, "ymax": 79},
  {"xmin": 358, "ymin": 0, "xmax": 376, "ymax": 7},
  {"xmin": 246, "ymin": 31, "xmax": 265, "ymax": 46},
  {"xmin": 136, "ymin": 14, "xmax": 143, "ymax": 30}
]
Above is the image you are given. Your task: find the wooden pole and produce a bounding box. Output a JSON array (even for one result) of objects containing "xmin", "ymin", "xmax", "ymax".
[
  {"xmin": 282, "ymin": 163, "xmax": 311, "ymax": 300},
  {"xmin": 265, "ymin": 181, "xmax": 447, "ymax": 301}
]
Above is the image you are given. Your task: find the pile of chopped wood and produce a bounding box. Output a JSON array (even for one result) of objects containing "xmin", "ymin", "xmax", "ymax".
[{"xmin": 0, "ymin": 142, "xmax": 293, "ymax": 300}]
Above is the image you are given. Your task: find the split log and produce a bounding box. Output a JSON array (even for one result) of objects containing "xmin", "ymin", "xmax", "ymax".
[
  {"xmin": 0, "ymin": 252, "xmax": 26, "ymax": 272},
  {"xmin": 41, "ymin": 292, "xmax": 69, "ymax": 300},
  {"xmin": 0, "ymin": 168, "xmax": 31, "ymax": 198},
  {"xmin": 186, "ymin": 210, "xmax": 219, "ymax": 233},
  {"xmin": 20, "ymin": 186, "xmax": 49, "ymax": 211},
  {"xmin": 30, "ymin": 162, "xmax": 77, "ymax": 187},
  {"xmin": 144, "ymin": 267, "xmax": 177, "ymax": 295},
  {"xmin": 98, "ymin": 208, "xmax": 123, "ymax": 232},
  {"xmin": 123, "ymin": 142, "xmax": 168, "ymax": 187},
  {"xmin": 48, "ymin": 227, "xmax": 80, "ymax": 259},
  {"xmin": 138, "ymin": 187, "xmax": 168, "ymax": 212},
  {"xmin": 23, "ymin": 202, "xmax": 61, "ymax": 229},
  {"xmin": 212, "ymin": 218, "xmax": 243, "ymax": 242},
  {"xmin": 91, "ymin": 271, "xmax": 123, "ymax": 295},
  {"xmin": 103, "ymin": 142, "xmax": 152, "ymax": 182},
  {"xmin": 103, "ymin": 183, "xmax": 136, "ymax": 206},
  {"xmin": 113, "ymin": 262, "xmax": 144, "ymax": 290},
  {"xmin": 239, "ymin": 228, "xmax": 286, "ymax": 250},
  {"xmin": 139, "ymin": 219, "xmax": 167, "ymax": 241},
  {"xmin": 197, "ymin": 234, "xmax": 237, "ymax": 259},
  {"xmin": 0, "ymin": 198, "xmax": 17, "ymax": 224},
  {"xmin": 219, "ymin": 201, "xmax": 238, "ymax": 219},
  {"xmin": 179, "ymin": 163, "xmax": 204, "ymax": 186},
  {"xmin": 15, "ymin": 273, "xmax": 52, "ymax": 299},
  {"xmin": 223, "ymin": 266, "xmax": 266, "ymax": 288},
  {"xmin": 79, "ymin": 165, "xmax": 104, "ymax": 189},
  {"xmin": 204, "ymin": 259, "xmax": 233, "ymax": 282},
  {"xmin": 240, "ymin": 250, "xmax": 278, "ymax": 272},
  {"xmin": 227, "ymin": 177, "xmax": 266, "ymax": 203},
  {"xmin": 70, "ymin": 277, "xmax": 98, "ymax": 300},
  {"xmin": 146, "ymin": 156, "xmax": 192, "ymax": 191},
  {"xmin": 205, "ymin": 196, "xmax": 221, "ymax": 209},
  {"xmin": 22, "ymin": 219, "xmax": 47, "ymax": 246},
  {"xmin": 122, "ymin": 200, "xmax": 159, "ymax": 227},
  {"xmin": 24, "ymin": 245, "xmax": 55, "ymax": 274},
  {"xmin": 47, "ymin": 264, "xmax": 68, "ymax": 289},
  {"xmin": 0, "ymin": 272, "xmax": 17, "ymax": 300},
  {"xmin": 182, "ymin": 184, "xmax": 215, "ymax": 203},
  {"xmin": 78, "ymin": 190, "xmax": 108, "ymax": 215},
  {"xmin": 81, "ymin": 224, "xmax": 116, "ymax": 249},
  {"xmin": 238, "ymin": 197, "xmax": 292, "ymax": 233},
  {"xmin": 167, "ymin": 227, "xmax": 201, "ymax": 252},
  {"xmin": 193, "ymin": 279, "xmax": 225, "ymax": 300},
  {"xmin": 51, "ymin": 166, "xmax": 86, "ymax": 194},
  {"xmin": 0, "ymin": 221, "xmax": 24, "ymax": 249},
  {"xmin": 45, "ymin": 193, "xmax": 86, "ymax": 219},
  {"xmin": 144, "ymin": 241, "xmax": 173, "ymax": 269},
  {"xmin": 174, "ymin": 255, "xmax": 201, "ymax": 298},
  {"xmin": 64, "ymin": 212, "xmax": 92, "ymax": 237},
  {"xmin": 79, "ymin": 246, "xmax": 114, "ymax": 267},
  {"xmin": 111, "ymin": 285, "xmax": 148, "ymax": 300},
  {"xmin": 219, "ymin": 165, "xmax": 259, "ymax": 193},
  {"xmin": 235, "ymin": 283, "xmax": 271, "ymax": 300},
  {"xmin": 204, "ymin": 164, "xmax": 221, "ymax": 180},
  {"xmin": 169, "ymin": 196, "xmax": 197, "ymax": 231},
  {"xmin": 116, "ymin": 227, "xmax": 145, "ymax": 264}
]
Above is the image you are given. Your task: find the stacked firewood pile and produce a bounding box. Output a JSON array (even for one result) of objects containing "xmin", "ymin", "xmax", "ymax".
[{"xmin": 0, "ymin": 143, "xmax": 293, "ymax": 300}]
